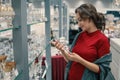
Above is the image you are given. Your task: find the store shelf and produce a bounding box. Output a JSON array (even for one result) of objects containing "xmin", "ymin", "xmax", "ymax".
[
  {"xmin": 0, "ymin": 27, "xmax": 20, "ymax": 32},
  {"xmin": 0, "ymin": 22, "xmax": 44, "ymax": 33},
  {"xmin": 110, "ymin": 38, "xmax": 120, "ymax": 80},
  {"xmin": 14, "ymin": 44, "xmax": 49, "ymax": 80},
  {"xmin": 110, "ymin": 38, "xmax": 120, "ymax": 53},
  {"xmin": 27, "ymin": 21, "xmax": 46, "ymax": 27},
  {"xmin": 9, "ymin": 0, "xmax": 52, "ymax": 80},
  {"xmin": 0, "ymin": 0, "xmax": 68, "ymax": 79},
  {"xmin": 0, "ymin": 28, "xmax": 13, "ymax": 32}
]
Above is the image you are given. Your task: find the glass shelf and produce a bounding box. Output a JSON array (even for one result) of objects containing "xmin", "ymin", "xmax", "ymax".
[
  {"xmin": 0, "ymin": 21, "xmax": 46, "ymax": 33},
  {"xmin": 0, "ymin": 28, "xmax": 13, "ymax": 32},
  {"xmin": 14, "ymin": 43, "xmax": 50, "ymax": 80},
  {"xmin": 27, "ymin": 21, "xmax": 45, "ymax": 27},
  {"xmin": 14, "ymin": 70, "xmax": 23, "ymax": 80},
  {"xmin": 0, "ymin": 27, "xmax": 20, "ymax": 33},
  {"xmin": 0, "ymin": 21, "xmax": 45, "ymax": 33},
  {"xmin": 28, "ymin": 42, "xmax": 50, "ymax": 67}
]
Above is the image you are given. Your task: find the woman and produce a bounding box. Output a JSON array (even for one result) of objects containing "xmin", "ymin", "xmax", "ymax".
[{"xmin": 51, "ymin": 3, "xmax": 115, "ymax": 80}]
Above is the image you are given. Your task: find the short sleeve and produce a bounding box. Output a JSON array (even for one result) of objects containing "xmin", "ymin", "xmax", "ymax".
[{"xmin": 97, "ymin": 38, "xmax": 110, "ymax": 58}]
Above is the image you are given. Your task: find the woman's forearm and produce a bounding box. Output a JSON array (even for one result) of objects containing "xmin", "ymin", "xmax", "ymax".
[
  {"xmin": 61, "ymin": 49, "xmax": 99, "ymax": 73},
  {"xmin": 61, "ymin": 50, "xmax": 71, "ymax": 62},
  {"xmin": 61, "ymin": 53, "xmax": 69, "ymax": 62},
  {"xmin": 78, "ymin": 57, "xmax": 99, "ymax": 73}
]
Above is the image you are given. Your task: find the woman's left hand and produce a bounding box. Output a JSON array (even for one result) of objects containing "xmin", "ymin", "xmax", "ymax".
[{"xmin": 68, "ymin": 52, "xmax": 82, "ymax": 62}]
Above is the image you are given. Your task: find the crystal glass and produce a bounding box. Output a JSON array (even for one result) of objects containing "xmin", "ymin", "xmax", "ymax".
[
  {"xmin": 0, "ymin": 0, "xmax": 15, "ymax": 30},
  {"xmin": 28, "ymin": 31, "xmax": 45, "ymax": 80},
  {"xmin": 2, "ymin": 61, "xmax": 16, "ymax": 80}
]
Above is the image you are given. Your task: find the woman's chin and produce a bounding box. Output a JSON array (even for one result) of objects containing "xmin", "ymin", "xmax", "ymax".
[{"xmin": 81, "ymin": 28, "xmax": 85, "ymax": 31}]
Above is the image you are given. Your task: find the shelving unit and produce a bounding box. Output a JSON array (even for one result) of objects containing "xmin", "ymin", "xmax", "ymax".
[
  {"xmin": 0, "ymin": 0, "xmax": 69, "ymax": 80},
  {"xmin": 11, "ymin": 0, "xmax": 51, "ymax": 80},
  {"xmin": 12, "ymin": 0, "xmax": 29, "ymax": 79},
  {"xmin": 110, "ymin": 38, "xmax": 120, "ymax": 80},
  {"xmin": 0, "ymin": 0, "xmax": 51, "ymax": 80},
  {"xmin": 63, "ymin": 3, "xmax": 69, "ymax": 42}
]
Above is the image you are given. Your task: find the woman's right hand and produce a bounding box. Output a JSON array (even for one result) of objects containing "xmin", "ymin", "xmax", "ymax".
[
  {"xmin": 50, "ymin": 40, "xmax": 65, "ymax": 52},
  {"xmin": 50, "ymin": 40, "xmax": 70, "ymax": 62}
]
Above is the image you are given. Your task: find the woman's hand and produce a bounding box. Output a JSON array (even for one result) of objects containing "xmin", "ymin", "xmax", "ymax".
[
  {"xmin": 50, "ymin": 40, "xmax": 65, "ymax": 52},
  {"xmin": 69, "ymin": 53, "xmax": 100, "ymax": 73},
  {"xmin": 68, "ymin": 52, "xmax": 82, "ymax": 62},
  {"xmin": 51, "ymin": 41, "xmax": 82, "ymax": 61},
  {"xmin": 50, "ymin": 40, "xmax": 70, "ymax": 62}
]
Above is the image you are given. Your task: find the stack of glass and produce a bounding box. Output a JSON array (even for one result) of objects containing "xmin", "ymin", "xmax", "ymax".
[
  {"xmin": 0, "ymin": 37, "xmax": 17, "ymax": 80},
  {"xmin": 0, "ymin": 0, "xmax": 15, "ymax": 30},
  {"xmin": 28, "ymin": 31, "xmax": 46, "ymax": 80},
  {"xmin": 27, "ymin": 2, "xmax": 46, "ymax": 24}
]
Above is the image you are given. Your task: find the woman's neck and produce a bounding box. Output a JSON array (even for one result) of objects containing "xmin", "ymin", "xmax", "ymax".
[
  {"xmin": 87, "ymin": 29, "xmax": 98, "ymax": 33},
  {"xmin": 87, "ymin": 26, "xmax": 98, "ymax": 33}
]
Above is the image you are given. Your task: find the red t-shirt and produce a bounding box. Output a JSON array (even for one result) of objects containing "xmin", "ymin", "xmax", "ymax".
[{"xmin": 68, "ymin": 30, "xmax": 110, "ymax": 80}]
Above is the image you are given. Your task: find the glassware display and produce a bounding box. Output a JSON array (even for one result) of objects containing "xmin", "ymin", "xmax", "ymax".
[
  {"xmin": 0, "ymin": 0, "xmax": 49, "ymax": 80},
  {"xmin": 0, "ymin": 0, "xmax": 15, "ymax": 30},
  {"xmin": 50, "ymin": 5, "xmax": 59, "ymax": 40},
  {"xmin": 0, "ymin": 55, "xmax": 16, "ymax": 80},
  {"xmin": 0, "ymin": 37, "xmax": 13, "ymax": 60},
  {"xmin": 2, "ymin": 61, "xmax": 16, "ymax": 80},
  {"xmin": 0, "ymin": 36, "xmax": 17, "ymax": 80},
  {"xmin": 0, "ymin": 0, "xmax": 16, "ymax": 79},
  {"xmin": 28, "ymin": 31, "xmax": 46, "ymax": 80},
  {"xmin": 27, "ymin": 2, "xmax": 46, "ymax": 24},
  {"xmin": 113, "ymin": 0, "xmax": 120, "ymax": 6},
  {"xmin": 0, "ymin": 55, "xmax": 7, "ymax": 80},
  {"xmin": 105, "ymin": 14, "xmax": 120, "ymax": 38},
  {"xmin": 114, "ymin": 21, "xmax": 120, "ymax": 38}
]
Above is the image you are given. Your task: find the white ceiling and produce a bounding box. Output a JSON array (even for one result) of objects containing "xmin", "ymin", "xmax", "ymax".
[{"xmin": 64, "ymin": 0, "xmax": 114, "ymax": 9}]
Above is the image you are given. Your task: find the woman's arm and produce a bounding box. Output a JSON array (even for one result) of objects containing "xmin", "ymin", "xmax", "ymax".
[
  {"xmin": 50, "ymin": 40, "xmax": 71, "ymax": 62},
  {"xmin": 68, "ymin": 53, "xmax": 99, "ymax": 73},
  {"xmin": 60, "ymin": 50, "xmax": 70, "ymax": 62},
  {"xmin": 61, "ymin": 49, "xmax": 100, "ymax": 73},
  {"xmin": 50, "ymin": 40, "xmax": 99, "ymax": 73}
]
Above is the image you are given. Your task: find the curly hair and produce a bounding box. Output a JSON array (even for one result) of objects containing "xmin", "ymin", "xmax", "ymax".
[{"xmin": 75, "ymin": 3, "xmax": 106, "ymax": 31}]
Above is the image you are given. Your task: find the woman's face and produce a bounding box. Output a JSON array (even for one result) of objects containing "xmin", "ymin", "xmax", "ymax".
[{"xmin": 76, "ymin": 13, "xmax": 91, "ymax": 31}]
